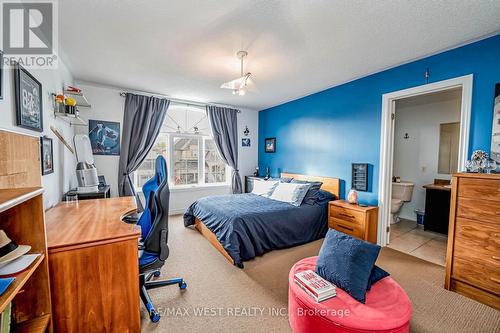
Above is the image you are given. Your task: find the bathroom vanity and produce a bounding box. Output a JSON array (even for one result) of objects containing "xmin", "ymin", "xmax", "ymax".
[{"xmin": 423, "ymin": 182, "xmax": 451, "ymax": 234}]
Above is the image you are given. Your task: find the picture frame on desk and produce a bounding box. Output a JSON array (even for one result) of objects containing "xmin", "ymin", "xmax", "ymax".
[
  {"xmin": 40, "ymin": 136, "xmax": 54, "ymax": 175},
  {"xmin": 15, "ymin": 63, "xmax": 43, "ymax": 132}
]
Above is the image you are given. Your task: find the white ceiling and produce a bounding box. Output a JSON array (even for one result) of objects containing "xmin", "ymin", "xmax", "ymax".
[{"xmin": 59, "ymin": 1, "xmax": 500, "ymax": 110}]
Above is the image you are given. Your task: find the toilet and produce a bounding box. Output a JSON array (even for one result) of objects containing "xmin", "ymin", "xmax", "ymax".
[{"xmin": 391, "ymin": 182, "xmax": 414, "ymax": 224}]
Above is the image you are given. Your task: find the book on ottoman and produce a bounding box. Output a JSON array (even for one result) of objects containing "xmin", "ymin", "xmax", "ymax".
[{"xmin": 294, "ymin": 270, "xmax": 336, "ymax": 302}]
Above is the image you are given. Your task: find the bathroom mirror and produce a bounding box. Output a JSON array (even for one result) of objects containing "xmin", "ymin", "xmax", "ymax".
[{"xmin": 438, "ymin": 122, "xmax": 460, "ymax": 174}]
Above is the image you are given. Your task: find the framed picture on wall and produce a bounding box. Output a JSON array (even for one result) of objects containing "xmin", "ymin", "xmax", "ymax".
[
  {"xmin": 40, "ymin": 136, "xmax": 54, "ymax": 175},
  {"xmin": 15, "ymin": 63, "xmax": 43, "ymax": 132},
  {"xmin": 88, "ymin": 119, "xmax": 121, "ymax": 155},
  {"xmin": 265, "ymin": 137, "xmax": 276, "ymax": 153},
  {"xmin": 491, "ymin": 83, "xmax": 500, "ymax": 164}
]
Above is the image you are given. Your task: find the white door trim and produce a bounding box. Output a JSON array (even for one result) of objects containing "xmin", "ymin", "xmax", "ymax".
[{"xmin": 377, "ymin": 74, "xmax": 473, "ymax": 246}]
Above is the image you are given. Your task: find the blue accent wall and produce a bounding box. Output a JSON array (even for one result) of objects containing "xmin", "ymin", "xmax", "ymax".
[{"xmin": 258, "ymin": 35, "xmax": 500, "ymax": 205}]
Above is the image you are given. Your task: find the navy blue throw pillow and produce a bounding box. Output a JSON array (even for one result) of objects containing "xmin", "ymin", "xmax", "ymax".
[
  {"xmin": 366, "ymin": 265, "xmax": 390, "ymax": 291},
  {"xmin": 291, "ymin": 180, "xmax": 323, "ymax": 205},
  {"xmin": 315, "ymin": 229, "xmax": 381, "ymax": 303}
]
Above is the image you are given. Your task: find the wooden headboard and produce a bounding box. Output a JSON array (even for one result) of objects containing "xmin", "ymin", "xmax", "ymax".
[{"xmin": 281, "ymin": 172, "xmax": 341, "ymax": 199}]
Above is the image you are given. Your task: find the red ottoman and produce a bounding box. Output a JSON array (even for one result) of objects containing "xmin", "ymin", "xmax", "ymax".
[{"xmin": 288, "ymin": 257, "xmax": 412, "ymax": 333}]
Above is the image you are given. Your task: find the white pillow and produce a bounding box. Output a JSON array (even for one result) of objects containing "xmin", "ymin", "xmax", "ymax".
[
  {"xmin": 251, "ymin": 180, "xmax": 279, "ymax": 197},
  {"xmin": 269, "ymin": 182, "xmax": 311, "ymax": 206}
]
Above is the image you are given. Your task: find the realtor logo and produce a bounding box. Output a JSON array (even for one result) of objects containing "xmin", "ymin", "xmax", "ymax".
[{"xmin": 1, "ymin": 0, "xmax": 58, "ymax": 68}]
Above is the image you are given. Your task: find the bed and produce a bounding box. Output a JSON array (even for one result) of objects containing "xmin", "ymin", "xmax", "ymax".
[{"xmin": 183, "ymin": 173, "xmax": 341, "ymax": 268}]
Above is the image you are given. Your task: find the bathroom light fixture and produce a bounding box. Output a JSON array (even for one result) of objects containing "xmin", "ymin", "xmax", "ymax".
[{"xmin": 221, "ymin": 51, "xmax": 252, "ymax": 96}]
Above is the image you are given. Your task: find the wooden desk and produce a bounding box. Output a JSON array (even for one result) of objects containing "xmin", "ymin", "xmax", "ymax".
[{"xmin": 46, "ymin": 197, "xmax": 141, "ymax": 332}]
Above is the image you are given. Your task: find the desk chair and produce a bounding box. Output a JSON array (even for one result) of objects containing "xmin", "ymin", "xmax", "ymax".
[
  {"xmin": 123, "ymin": 157, "xmax": 167, "ymax": 225},
  {"xmin": 139, "ymin": 156, "xmax": 186, "ymax": 322}
]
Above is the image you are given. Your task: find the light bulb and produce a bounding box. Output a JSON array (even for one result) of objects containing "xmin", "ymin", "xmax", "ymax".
[
  {"xmin": 232, "ymin": 90, "xmax": 237, "ymax": 95},
  {"xmin": 238, "ymin": 89, "xmax": 246, "ymax": 96}
]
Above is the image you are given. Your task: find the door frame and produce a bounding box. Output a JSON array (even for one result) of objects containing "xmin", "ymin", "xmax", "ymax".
[{"xmin": 377, "ymin": 74, "xmax": 473, "ymax": 246}]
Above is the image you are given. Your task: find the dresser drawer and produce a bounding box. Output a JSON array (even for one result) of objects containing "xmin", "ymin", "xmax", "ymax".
[
  {"xmin": 454, "ymin": 218, "xmax": 500, "ymax": 267},
  {"xmin": 456, "ymin": 197, "xmax": 500, "ymax": 225},
  {"xmin": 458, "ymin": 178, "xmax": 500, "ymax": 202},
  {"xmin": 452, "ymin": 257, "xmax": 500, "ymax": 295},
  {"xmin": 329, "ymin": 217, "xmax": 365, "ymax": 239},
  {"xmin": 330, "ymin": 206, "xmax": 365, "ymax": 226}
]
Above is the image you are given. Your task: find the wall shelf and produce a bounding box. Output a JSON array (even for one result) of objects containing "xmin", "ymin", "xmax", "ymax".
[
  {"xmin": 63, "ymin": 90, "xmax": 91, "ymax": 107},
  {"xmin": 54, "ymin": 112, "xmax": 87, "ymax": 126}
]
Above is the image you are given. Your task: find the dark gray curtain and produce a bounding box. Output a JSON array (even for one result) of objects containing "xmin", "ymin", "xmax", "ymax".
[
  {"xmin": 206, "ymin": 105, "xmax": 242, "ymax": 194},
  {"xmin": 118, "ymin": 93, "xmax": 170, "ymax": 197}
]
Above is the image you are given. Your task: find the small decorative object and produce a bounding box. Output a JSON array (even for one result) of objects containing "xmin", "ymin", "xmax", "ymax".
[
  {"xmin": 65, "ymin": 97, "xmax": 77, "ymax": 115},
  {"xmin": 483, "ymin": 159, "xmax": 498, "ymax": 174},
  {"xmin": 243, "ymin": 125, "xmax": 250, "ymax": 136},
  {"xmin": 40, "ymin": 136, "xmax": 54, "ymax": 175},
  {"xmin": 265, "ymin": 137, "xmax": 276, "ymax": 153},
  {"xmin": 264, "ymin": 167, "xmax": 270, "ymax": 180},
  {"xmin": 15, "ymin": 63, "xmax": 43, "ymax": 132},
  {"xmin": 490, "ymin": 84, "xmax": 500, "ymax": 163},
  {"xmin": 253, "ymin": 167, "xmax": 259, "ymax": 177},
  {"xmin": 50, "ymin": 125, "xmax": 74, "ymax": 154},
  {"xmin": 348, "ymin": 189, "xmax": 358, "ymax": 204},
  {"xmin": 470, "ymin": 150, "xmax": 488, "ymax": 173},
  {"xmin": 88, "ymin": 119, "xmax": 121, "ymax": 155},
  {"xmin": 242, "ymin": 138, "xmax": 251, "ymax": 147},
  {"xmin": 404, "ymin": 133, "xmax": 409, "ymax": 139}
]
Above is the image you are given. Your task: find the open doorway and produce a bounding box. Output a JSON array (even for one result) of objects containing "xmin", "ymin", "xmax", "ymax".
[
  {"xmin": 377, "ymin": 75, "xmax": 473, "ymax": 255},
  {"xmin": 387, "ymin": 88, "xmax": 462, "ymax": 266}
]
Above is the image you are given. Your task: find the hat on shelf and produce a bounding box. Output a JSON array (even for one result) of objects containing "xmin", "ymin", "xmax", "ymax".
[{"xmin": 0, "ymin": 230, "xmax": 30, "ymax": 266}]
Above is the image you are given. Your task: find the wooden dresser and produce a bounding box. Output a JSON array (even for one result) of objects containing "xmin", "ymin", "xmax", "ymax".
[
  {"xmin": 328, "ymin": 200, "xmax": 378, "ymax": 244},
  {"xmin": 445, "ymin": 173, "xmax": 500, "ymax": 310}
]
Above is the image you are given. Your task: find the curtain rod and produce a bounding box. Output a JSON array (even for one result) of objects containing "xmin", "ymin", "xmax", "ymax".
[{"xmin": 118, "ymin": 92, "xmax": 241, "ymax": 113}]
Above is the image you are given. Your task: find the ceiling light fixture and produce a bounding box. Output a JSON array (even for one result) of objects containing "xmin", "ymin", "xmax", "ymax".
[{"xmin": 221, "ymin": 51, "xmax": 251, "ymax": 96}]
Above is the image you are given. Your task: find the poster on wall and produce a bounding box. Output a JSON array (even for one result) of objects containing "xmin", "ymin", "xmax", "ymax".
[
  {"xmin": 15, "ymin": 64, "xmax": 43, "ymax": 132},
  {"xmin": 88, "ymin": 119, "xmax": 120, "ymax": 155},
  {"xmin": 491, "ymin": 84, "xmax": 500, "ymax": 163}
]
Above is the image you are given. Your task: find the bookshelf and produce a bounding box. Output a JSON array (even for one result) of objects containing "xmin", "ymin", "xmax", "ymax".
[{"xmin": 0, "ymin": 130, "xmax": 52, "ymax": 332}]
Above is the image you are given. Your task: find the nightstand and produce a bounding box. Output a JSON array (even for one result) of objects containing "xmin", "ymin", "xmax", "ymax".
[{"xmin": 328, "ymin": 200, "xmax": 378, "ymax": 244}]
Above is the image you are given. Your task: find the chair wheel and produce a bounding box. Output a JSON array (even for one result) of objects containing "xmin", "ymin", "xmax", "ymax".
[
  {"xmin": 150, "ymin": 311, "xmax": 160, "ymax": 323},
  {"xmin": 179, "ymin": 281, "xmax": 187, "ymax": 290},
  {"xmin": 153, "ymin": 271, "xmax": 161, "ymax": 277}
]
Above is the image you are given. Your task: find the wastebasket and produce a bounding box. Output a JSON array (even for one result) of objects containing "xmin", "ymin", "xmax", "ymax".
[{"xmin": 415, "ymin": 210, "xmax": 425, "ymax": 228}]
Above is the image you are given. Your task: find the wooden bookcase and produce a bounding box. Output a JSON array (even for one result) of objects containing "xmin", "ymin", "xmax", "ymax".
[
  {"xmin": 0, "ymin": 129, "xmax": 52, "ymax": 332},
  {"xmin": 0, "ymin": 188, "xmax": 52, "ymax": 332}
]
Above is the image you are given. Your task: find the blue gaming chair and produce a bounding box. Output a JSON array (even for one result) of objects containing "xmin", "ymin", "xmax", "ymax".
[
  {"xmin": 138, "ymin": 156, "xmax": 186, "ymax": 322},
  {"xmin": 137, "ymin": 156, "xmax": 167, "ymax": 239}
]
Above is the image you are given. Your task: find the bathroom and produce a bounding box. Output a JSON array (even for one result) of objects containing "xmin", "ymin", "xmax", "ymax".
[{"xmin": 388, "ymin": 88, "xmax": 462, "ymax": 266}]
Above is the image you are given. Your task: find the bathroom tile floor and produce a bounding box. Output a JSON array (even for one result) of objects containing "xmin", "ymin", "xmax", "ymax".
[{"xmin": 388, "ymin": 219, "xmax": 448, "ymax": 266}]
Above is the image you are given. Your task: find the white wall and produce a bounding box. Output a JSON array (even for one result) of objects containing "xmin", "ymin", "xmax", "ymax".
[
  {"xmin": 75, "ymin": 81, "xmax": 259, "ymax": 213},
  {"xmin": 0, "ymin": 61, "xmax": 76, "ymax": 209},
  {"xmin": 393, "ymin": 89, "xmax": 461, "ymax": 221}
]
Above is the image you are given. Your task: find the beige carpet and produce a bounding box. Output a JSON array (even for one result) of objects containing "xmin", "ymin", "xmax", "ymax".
[{"xmin": 141, "ymin": 215, "xmax": 500, "ymax": 333}]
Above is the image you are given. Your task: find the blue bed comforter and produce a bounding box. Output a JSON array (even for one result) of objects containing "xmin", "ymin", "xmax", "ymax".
[{"xmin": 184, "ymin": 192, "xmax": 333, "ymax": 268}]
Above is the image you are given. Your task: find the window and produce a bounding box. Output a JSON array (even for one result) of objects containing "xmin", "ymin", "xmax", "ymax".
[{"xmin": 134, "ymin": 105, "xmax": 228, "ymax": 190}]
